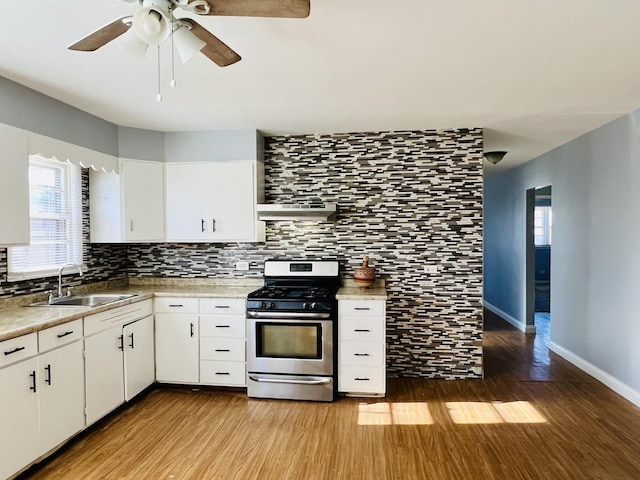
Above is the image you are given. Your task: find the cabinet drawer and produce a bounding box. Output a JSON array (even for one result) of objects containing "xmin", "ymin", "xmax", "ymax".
[
  {"xmin": 340, "ymin": 341, "xmax": 385, "ymax": 367},
  {"xmin": 154, "ymin": 297, "xmax": 199, "ymax": 313},
  {"xmin": 339, "ymin": 365, "xmax": 385, "ymax": 394},
  {"xmin": 200, "ymin": 337, "xmax": 245, "ymax": 361},
  {"xmin": 0, "ymin": 333, "xmax": 37, "ymax": 368},
  {"xmin": 339, "ymin": 300, "xmax": 385, "ymax": 317},
  {"xmin": 199, "ymin": 298, "xmax": 245, "ymax": 315},
  {"xmin": 38, "ymin": 319, "xmax": 83, "ymax": 352},
  {"xmin": 340, "ymin": 317, "xmax": 385, "ymax": 342},
  {"xmin": 200, "ymin": 360, "xmax": 246, "ymax": 386},
  {"xmin": 200, "ymin": 314, "xmax": 246, "ymax": 338},
  {"xmin": 84, "ymin": 300, "xmax": 153, "ymax": 336}
]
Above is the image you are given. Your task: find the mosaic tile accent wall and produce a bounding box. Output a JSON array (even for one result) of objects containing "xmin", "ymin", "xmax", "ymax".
[
  {"xmin": 127, "ymin": 129, "xmax": 484, "ymax": 379},
  {"xmin": 0, "ymin": 169, "xmax": 128, "ymax": 298}
]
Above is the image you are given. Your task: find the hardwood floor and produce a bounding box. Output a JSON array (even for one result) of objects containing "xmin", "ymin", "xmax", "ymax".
[{"xmin": 19, "ymin": 311, "xmax": 640, "ymax": 480}]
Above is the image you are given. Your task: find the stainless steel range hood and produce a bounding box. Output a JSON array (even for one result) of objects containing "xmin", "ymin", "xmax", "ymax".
[{"xmin": 256, "ymin": 203, "xmax": 337, "ymax": 221}]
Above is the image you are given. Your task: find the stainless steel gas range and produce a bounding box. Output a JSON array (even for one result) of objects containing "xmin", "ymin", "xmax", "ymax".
[{"xmin": 246, "ymin": 260, "xmax": 340, "ymax": 402}]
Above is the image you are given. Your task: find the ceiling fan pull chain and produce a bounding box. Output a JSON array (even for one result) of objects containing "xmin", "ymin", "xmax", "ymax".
[
  {"xmin": 156, "ymin": 44, "xmax": 162, "ymax": 102},
  {"xmin": 170, "ymin": 20, "xmax": 176, "ymax": 88}
]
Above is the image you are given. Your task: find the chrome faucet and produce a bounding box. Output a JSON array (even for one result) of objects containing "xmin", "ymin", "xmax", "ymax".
[{"xmin": 56, "ymin": 263, "xmax": 84, "ymax": 299}]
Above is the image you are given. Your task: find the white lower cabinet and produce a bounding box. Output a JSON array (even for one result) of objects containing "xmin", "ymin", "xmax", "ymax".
[
  {"xmin": 0, "ymin": 355, "xmax": 39, "ymax": 480},
  {"xmin": 84, "ymin": 300, "xmax": 154, "ymax": 425},
  {"xmin": 155, "ymin": 298, "xmax": 200, "ymax": 384},
  {"xmin": 38, "ymin": 339, "xmax": 85, "ymax": 456},
  {"xmin": 338, "ymin": 299, "xmax": 387, "ymax": 397},
  {"xmin": 0, "ymin": 323, "xmax": 85, "ymax": 480},
  {"xmin": 199, "ymin": 298, "xmax": 247, "ymax": 387}
]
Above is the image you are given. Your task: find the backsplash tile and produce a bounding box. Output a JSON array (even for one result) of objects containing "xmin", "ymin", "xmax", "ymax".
[{"xmin": 127, "ymin": 129, "xmax": 484, "ymax": 379}]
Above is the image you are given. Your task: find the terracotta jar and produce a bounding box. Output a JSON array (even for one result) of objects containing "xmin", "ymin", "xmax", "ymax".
[{"xmin": 354, "ymin": 255, "xmax": 376, "ymax": 288}]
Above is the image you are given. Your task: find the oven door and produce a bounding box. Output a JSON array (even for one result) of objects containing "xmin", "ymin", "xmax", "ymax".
[{"xmin": 247, "ymin": 313, "xmax": 334, "ymax": 376}]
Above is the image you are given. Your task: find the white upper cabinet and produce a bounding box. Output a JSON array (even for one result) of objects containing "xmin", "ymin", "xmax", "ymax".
[
  {"xmin": 121, "ymin": 159, "xmax": 165, "ymax": 242},
  {"xmin": 90, "ymin": 158, "xmax": 165, "ymax": 243},
  {"xmin": 0, "ymin": 123, "xmax": 29, "ymax": 246},
  {"xmin": 165, "ymin": 161, "xmax": 264, "ymax": 243}
]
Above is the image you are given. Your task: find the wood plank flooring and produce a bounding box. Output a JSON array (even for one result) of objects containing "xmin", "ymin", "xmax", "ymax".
[{"xmin": 18, "ymin": 311, "xmax": 640, "ymax": 480}]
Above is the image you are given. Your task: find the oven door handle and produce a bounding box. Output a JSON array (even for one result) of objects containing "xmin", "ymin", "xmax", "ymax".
[
  {"xmin": 249, "ymin": 375, "xmax": 332, "ymax": 386},
  {"xmin": 247, "ymin": 311, "xmax": 331, "ymax": 319}
]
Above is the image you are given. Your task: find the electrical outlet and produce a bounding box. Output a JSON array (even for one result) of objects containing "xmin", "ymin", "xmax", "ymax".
[
  {"xmin": 424, "ymin": 265, "xmax": 438, "ymax": 274},
  {"xmin": 235, "ymin": 261, "xmax": 250, "ymax": 271}
]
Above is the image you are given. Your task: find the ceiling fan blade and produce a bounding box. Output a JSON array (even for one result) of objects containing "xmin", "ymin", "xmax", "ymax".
[
  {"xmin": 68, "ymin": 16, "xmax": 132, "ymax": 51},
  {"xmin": 185, "ymin": 19, "xmax": 241, "ymax": 67},
  {"xmin": 202, "ymin": 0, "xmax": 310, "ymax": 18}
]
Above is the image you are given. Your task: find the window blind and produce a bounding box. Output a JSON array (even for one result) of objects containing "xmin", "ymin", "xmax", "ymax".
[{"xmin": 8, "ymin": 156, "xmax": 83, "ymax": 281}]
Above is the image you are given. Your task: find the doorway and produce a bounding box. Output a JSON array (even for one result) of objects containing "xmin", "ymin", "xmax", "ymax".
[{"xmin": 526, "ymin": 186, "xmax": 552, "ymax": 336}]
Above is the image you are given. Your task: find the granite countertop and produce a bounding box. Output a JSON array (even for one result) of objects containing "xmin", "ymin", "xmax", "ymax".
[
  {"xmin": 336, "ymin": 278, "xmax": 388, "ymax": 300},
  {"xmin": 0, "ymin": 279, "xmax": 261, "ymax": 343},
  {"xmin": 0, "ymin": 277, "xmax": 388, "ymax": 342}
]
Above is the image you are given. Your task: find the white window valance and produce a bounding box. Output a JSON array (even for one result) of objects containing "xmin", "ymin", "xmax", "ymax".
[{"xmin": 27, "ymin": 131, "xmax": 119, "ymax": 173}]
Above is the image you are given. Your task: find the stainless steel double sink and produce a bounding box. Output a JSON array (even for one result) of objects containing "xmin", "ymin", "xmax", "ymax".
[{"xmin": 30, "ymin": 294, "xmax": 136, "ymax": 308}]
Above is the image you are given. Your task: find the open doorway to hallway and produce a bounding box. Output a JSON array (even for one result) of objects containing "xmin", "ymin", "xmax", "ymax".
[{"xmin": 526, "ymin": 186, "xmax": 551, "ymax": 339}]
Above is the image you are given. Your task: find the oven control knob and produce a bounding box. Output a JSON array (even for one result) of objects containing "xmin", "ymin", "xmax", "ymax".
[
  {"xmin": 310, "ymin": 302, "xmax": 318, "ymax": 310},
  {"xmin": 269, "ymin": 302, "xmax": 276, "ymax": 309},
  {"xmin": 303, "ymin": 302, "xmax": 310, "ymax": 310}
]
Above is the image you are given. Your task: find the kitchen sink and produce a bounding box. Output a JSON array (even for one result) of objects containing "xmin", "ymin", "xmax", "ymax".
[{"xmin": 30, "ymin": 294, "xmax": 136, "ymax": 308}]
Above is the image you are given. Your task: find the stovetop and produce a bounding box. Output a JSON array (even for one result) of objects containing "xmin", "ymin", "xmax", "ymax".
[{"xmin": 248, "ymin": 285, "xmax": 339, "ymax": 300}]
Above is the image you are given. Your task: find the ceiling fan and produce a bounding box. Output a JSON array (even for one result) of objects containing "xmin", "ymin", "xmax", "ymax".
[{"xmin": 68, "ymin": 0, "xmax": 311, "ymax": 67}]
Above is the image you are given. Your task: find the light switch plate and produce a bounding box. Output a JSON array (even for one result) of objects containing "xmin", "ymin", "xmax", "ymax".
[{"xmin": 236, "ymin": 261, "xmax": 250, "ymax": 271}]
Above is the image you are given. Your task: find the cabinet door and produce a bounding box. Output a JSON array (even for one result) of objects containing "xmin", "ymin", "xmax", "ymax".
[
  {"xmin": 155, "ymin": 313, "xmax": 199, "ymax": 383},
  {"xmin": 122, "ymin": 159, "xmax": 165, "ymax": 242},
  {"xmin": 0, "ymin": 358, "xmax": 39, "ymax": 480},
  {"xmin": 0, "ymin": 124, "xmax": 29, "ymax": 245},
  {"xmin": 165, "ymin": 163, "xmax": 210, "ymax": 241},
  {"xmin": 38, "ymin": 341, "xmax": 85, "ymax": 455},
  {"xmin": 208, "ymin": 162, "xmax": 256, "ymax": 241},
  {"xmin": 123, "ymin": 315, "xmax": 155, "ymax": 401},
  {"xmin": 84, "ymin": 325, "xmax": 125, "ymax": 425}
]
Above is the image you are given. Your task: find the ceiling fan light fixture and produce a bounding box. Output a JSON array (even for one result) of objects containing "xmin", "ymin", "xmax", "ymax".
[
  {"xmin": 484, "ymin": 151, "xmax": 507, "ymax": 165},
  {"xmin": 173, "ymin": 24, "xmax": 206, "ymax": 63},
  {"xmin": 132, "ymin": 6, "xmax": 171, "ymax": 45},
  {"xmin": 116, "ymin": 28, "xmax": 150, "ymax": 59}
]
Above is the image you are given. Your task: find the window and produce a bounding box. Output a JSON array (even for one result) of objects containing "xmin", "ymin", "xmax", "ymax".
[
  {"xmin": 534, "ymin": 206, "xmax": 552, "ymax": 246},
  {"xmin": 8, "ymin": 156, "xmax": 83, "ymax": 280}
]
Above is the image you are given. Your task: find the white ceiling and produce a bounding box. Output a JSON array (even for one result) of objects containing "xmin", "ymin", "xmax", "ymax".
[{"xmin": 2, "ymin": 1, "xmax": 640, "ymax": 170}]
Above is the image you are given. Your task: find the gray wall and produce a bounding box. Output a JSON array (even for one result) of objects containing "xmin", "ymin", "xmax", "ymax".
[
  {"xmin": 484, "ymin": 110, "xmax": 640, "ymax": 400},
  {"xmin": 0, "ymin": 76, "xmax": 119, "ymax": 156}
]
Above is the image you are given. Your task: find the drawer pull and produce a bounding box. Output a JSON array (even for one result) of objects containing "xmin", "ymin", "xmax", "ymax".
[
  {"xmin": 57, "ymin": 331, "xmax": 74, "ymax": 339},
  {"xmin": 354, "ymin": 353, "xmax": 370, "ymax": 357},
  {"xmin": 118, "ymin": 335, "xmax": 124, "ymax": 351},
  {"xmin": 190, "ymin": 323, "xmax": 195, "ymax": 337},
  {"xmin": 215, "ymin": 372, "xmax": 230, "ymax": 375},
  {"xmin": 354, "ymin": 329, "xmax": 371, "ymax": 333},
  {"xmin": 215, "ymin": 349, "xmax": 230, "ymax": 352},
  {"xmin": 214, "ymin": 305, "xmax": 230, "ymax": 309},
  {"xmin": 354, "ymin": 377, "xmax": 370, "ymax": 381},
  {"xmin": 4, "ymin": 346, "xmax": 26, "ymax": 356},
  {"xmin": 215, "ymin": 325, "xmax": 231, "ymax": 328},
  {"xmin": 354, "ymin": 307, "xmax": 371, "ymax": 311},
  {"xmin": 168, "ymin": 304, "xmax": 184, "ymax": 308}
]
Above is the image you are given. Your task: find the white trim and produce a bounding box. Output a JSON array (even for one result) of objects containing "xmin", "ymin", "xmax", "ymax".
[
  {"xmin": 549, "ymin": 342, "xmax": 640, "ymax": 409},
  {"xmin": 483, "ymin": 300, "xmax": 536, "ymax": 333},
  {"xmin": 28, "ymin": 131, "xmax": 119, "ymax": 173}
]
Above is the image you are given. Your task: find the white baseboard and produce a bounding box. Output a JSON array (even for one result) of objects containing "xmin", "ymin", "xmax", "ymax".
[
  {"xmin": 549, "ymin": 342, "xmax": 640, "ymax": 409},
  {"xmin": 483, "ymin": 301, "xmax": 536, "ymax": 334}
]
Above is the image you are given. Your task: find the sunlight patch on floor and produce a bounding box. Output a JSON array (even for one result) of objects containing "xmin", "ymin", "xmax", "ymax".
[
  {"xmin": 446, "ymin": 401, "xmax": 547, "ymax": 424},
  {"xmin": 357, "ymin": 402, "xmax": 434, "ymax": 425},
  {"xmin": 357, "ymin": 401, "xmax": 547, "ymax": 425}
]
